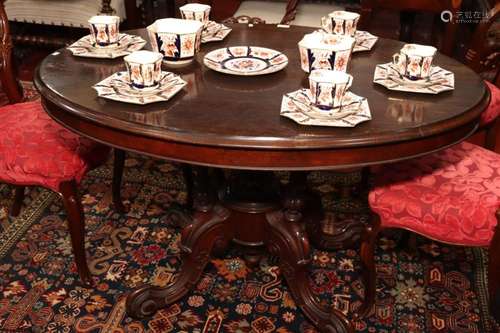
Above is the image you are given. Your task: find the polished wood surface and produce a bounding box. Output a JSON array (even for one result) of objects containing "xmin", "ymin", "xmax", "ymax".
[
  {"xmin": 35, "ymin": 24, "xmax": 489, "ymax": 170},
  {"xmin": 34, "ymin": 23, "xmax": 490, "ymax": 332}
]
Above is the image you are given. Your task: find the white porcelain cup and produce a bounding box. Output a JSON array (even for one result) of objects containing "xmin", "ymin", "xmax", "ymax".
[
  {"xmin": 321, "ymin": 11, "xmax": 360, "ymax": 37},
  {"xmin": 309, "ymin": 69, "xmax": 353, "ymax": 110},
  {"xmin": 179, "ymin": 3, "xmax": 211, "ymax": 28},
  {"xmin": 124, "ymin": 50, "xmax": 163, "ymax": 90},
  {"xmin": 298, "ymin": 31, "xmax": 355, "ymax": 73},
  {"xmin": 147, "ymin": 18, "xmax": 204, "ymax": 66},
  {"xmin": 88, "ymin": 15, "xmax": 120, "ymax": 47},
  {"xmin": 392, "ymin": 43, "xmax": 437, "ymax": 80}
]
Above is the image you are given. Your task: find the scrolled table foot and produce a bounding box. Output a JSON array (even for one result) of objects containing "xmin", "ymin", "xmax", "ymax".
[
  {"xmin": 165, "ymin": 203, "xmax": 193, "ymax": 229},
  {"xmin": 126, "ymin": 285, "xmax": 164, "ymax": 319},
  {"xmin": 125, "ymin": 205, "xmax": 233, "ymax": 319},
  {"xmin": 265, "ymin": 211, "xmax": 354, "ymax": 333}
]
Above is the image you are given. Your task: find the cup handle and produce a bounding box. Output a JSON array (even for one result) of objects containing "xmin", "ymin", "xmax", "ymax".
[
  {"xmin": 321, "ymin": 16, "xmax": 330, "ymax": 32},
  {"xmin": 392, "ymin": 53, "xmax": 401, "ymax": 66},
  {"xmin": 346, "ymin": 75, "xmax": 353, "ymax": 91}
]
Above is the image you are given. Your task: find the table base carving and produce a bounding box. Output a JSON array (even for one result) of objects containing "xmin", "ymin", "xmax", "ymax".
[
  {"xmin": 307, "ymin": 168, "xmax": 370, "ymax": 250},
  {"xmin": 125, "ymin": 169, "xmax": 354, "ymax": 333}
]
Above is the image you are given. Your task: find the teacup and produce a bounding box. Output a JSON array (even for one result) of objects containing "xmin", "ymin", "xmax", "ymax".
[
  {"xmin": 309, "ymin": 69, "xmax": 353, "ymax": 110},
  {"xmin": 321, "ymin": 11, "xmax": 360, "ymax": 37},
  {"xmin": 88, "ymin": 15, "xmax": 121, "ymax": 47},
  {"xmin": 124, "ymin": 50, "xmax": 163, "ymax": 90},
  {"xmin": 392, "ymin": 44, "xmax": 437, "ymax": 80},
  {"xmin": 179, "ymin": 3, "xmax": 211, "ymax": 28},
  {"xmin": 298, "ymin": 31, "xmax": 355, "ymax": 73},
  {"xmin": 147, "ymin": 18, "xmax": 204, "ymax": 66}
]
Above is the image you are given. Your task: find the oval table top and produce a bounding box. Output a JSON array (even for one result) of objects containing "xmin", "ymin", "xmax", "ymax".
[{"xmin": 35, "ymin": 24, "xmax": 490, "ymax": 170}]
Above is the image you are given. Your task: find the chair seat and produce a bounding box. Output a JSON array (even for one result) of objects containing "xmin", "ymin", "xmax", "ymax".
[
  {"xmin": 480, "ymin": 81, "xmax": 500, "ymax": 126},
  {"xmin": 0, "ymin": 101, "xmax": 109, "ymax": 192},
  {"xmin": 370, "ymin": 142, "xmax": 500, "ymax": 246}
]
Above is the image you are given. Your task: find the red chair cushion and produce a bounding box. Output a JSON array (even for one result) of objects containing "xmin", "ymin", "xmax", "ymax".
[
  {"xmin": 480, "ymin": 81, "xmax": 500, "ymax": 126},
  {"xmin": 0, "ymin": 101, "xmax": 110, "ymax": 192},
  {"xmin": 370, "ymin": 142, "xmax": 500, "ymax": 246}
]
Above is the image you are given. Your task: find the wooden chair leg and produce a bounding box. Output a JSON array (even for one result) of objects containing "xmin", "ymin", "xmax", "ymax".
[
  {"xmin": 358, "ymin": 213, "xmax": 382, "ymax": 318},
  {"xmin": 488, "ymin": 210, "xmax": 500, "ymax": 324},
  {"xmin": 112, "ymin": 148, "xmax": 126, "ymax": 213},
  {"xmin": 60, "ymin": 180, "xmax": 93, "ymax": 286},
  {"xmin": 9, "ymin": 185, "xmax": 25, "ymax": 217}
]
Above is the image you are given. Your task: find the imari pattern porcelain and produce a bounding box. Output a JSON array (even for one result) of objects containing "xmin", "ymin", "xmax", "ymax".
[
  {"xmin": 201, "ymin": 21, "xmax": 232, "ymax": 43},
  {"xmin": 321, "ymin": 11, "xmax": 360, "ymax": 37},
  {"xmin": 309, "ymin": 69, "xmax": 353, "ymax": 109},
  {"xmin": 88, "ymin": 15, "xmax": 120, "ymax": 47},
  {"xmin": 204, "ymin": 46, "xmax": 288, "ymax": 76},
  {"xmin": 298, "ymin": 31, "xmax": 355, "ymax": 73},
  {"xmin": 124, "ymin": 51, "xmax": 164, "ymax": 90},
  {"xmin": 353, "ymin": 31, "xmax": 378, "ymax": 52},
  {"xmin": 392, "ymin": 44, "xmax": 437, "ymax": 80},
  {"xmin": 280, "ymin": 89, "xmax": 371, "ymax": 127},
  {"xmin": 93, "ymin": 71, "xmax": 187, "ymax": 105},
  {"xmin": 179, "ymin": 3, "xmax": 211, "ymax": 27},
  {"xmin": 374, "ymin": 63, "xmax": 455, "ymax": 94},
  {"xmin": 147, "ymin": 18, "xmax": 204, "ymax": 65},
  {"xmin": 67, "ymin": 34, "xmax": 146, "ymax": 59}
]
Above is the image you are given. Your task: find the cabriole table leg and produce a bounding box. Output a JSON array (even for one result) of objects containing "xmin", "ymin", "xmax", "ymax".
[{"xmin": 125, "ymin": 205, "xmax": 233, "ymax": 319}]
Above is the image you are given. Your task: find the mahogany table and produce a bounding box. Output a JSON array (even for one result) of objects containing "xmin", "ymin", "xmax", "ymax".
[{"xmin": 34, "ymin": 24, "xmax": 489, "ymax": 333}]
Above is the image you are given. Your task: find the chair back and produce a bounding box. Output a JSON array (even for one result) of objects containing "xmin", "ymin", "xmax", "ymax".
[
  {"xmin": 360, "ymin": 0, "xmax": 462, "ymax": 56},
  {"xmin": 464, "ymin": 3, "xmax": 500, "ymax": 86},
  {"xmin": 0, "ymin": 0, "xmax": 22, "ymax": 104}
]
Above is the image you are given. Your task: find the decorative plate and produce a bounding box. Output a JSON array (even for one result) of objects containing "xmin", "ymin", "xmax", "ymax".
[
  {"xmin": 67, "ymin": 33, "xmax": 147, "ymax": 59},
  {"xmin": 201, "ymin": 21, "xmax": 232, "ymax": 43},
  {"xmin": 93, "ymin": 71, "xmax": 187, "ymax": 105},
  {"xmin": 280, "ymin": 89, "xmax": 371, "ymax": 127},
  {"xmin": 204, "ymin": 46, "xmax": 288, "ymax": 76},
  {"xmin": 353, "ymin": 30, "xmax": 378, "ymax": 52},
  {"xmin": 374, "ymin": 63, "xmax": 454, "ymax": 94}
]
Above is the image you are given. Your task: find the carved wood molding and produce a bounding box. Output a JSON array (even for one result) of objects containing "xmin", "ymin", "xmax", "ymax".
[{"xmin": 222, "ymin": 15, "xmax": 266, "ymax": 25}]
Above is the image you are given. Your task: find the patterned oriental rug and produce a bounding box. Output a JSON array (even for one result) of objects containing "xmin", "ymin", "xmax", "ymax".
[
  {"xmin": 0, "ymin": 82, "xmax": 498, "ymax": 332},
  {"xmin": 0, "ymin": 153, "xmax": 498, "ymax": 333}
]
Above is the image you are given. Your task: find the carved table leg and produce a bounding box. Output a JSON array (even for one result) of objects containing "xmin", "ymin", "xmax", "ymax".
[
  {"xmin": 265, "ymin": 211, "xmax": 353, "ymax": 333},
  {"xmin": 126, "ymin": 169, "xmax": 356, "ymax": 331},
  {"xmin": 126, "ymin": 205, "xmax": 233, "ymax": 319},
  {"xmin": 265, "ymin": 173, "xmax": 353, "ymax": 333},
  {"xmin": 307, "ymin": 169, "xmax": 368, "ymax": 250}
]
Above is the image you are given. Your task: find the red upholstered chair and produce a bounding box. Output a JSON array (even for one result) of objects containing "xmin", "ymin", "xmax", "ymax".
[
  {"xmin": 359, "ymin": 5, "xmax": 500, "ymax": 322},
  {"xmin": 360, "ymin": 141, "xmax": 500, "ymax": 324},
  {"xmin": 0, "ymin": 0, "xmax": 124, "ymax": 286}
]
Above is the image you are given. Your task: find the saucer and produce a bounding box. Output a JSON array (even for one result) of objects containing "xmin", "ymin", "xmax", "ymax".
[
  {"xmin": 204, "ymin": 46, "xmax": 288, "ymax": 76},
  {"xmin": 280, "ymin": 89, "xmax": 371, "ymax": 127},
  {"xmin": 93, "ymin": 71, "xmax": 187, "ymax": 105},
  {"xmin": 353, "ymin": 30, "xmax": 378, "ymax": 52},
  {"xmin": 373, "ymin": 63, "xmax": 454, "ymax": 94},
  {"xmin": 201, "ymin": 21, "xmax": 232, "ymax": 43},
  {"xmin": 67, "ymin": 33, "xmax": 147, "ymax": 59}
]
